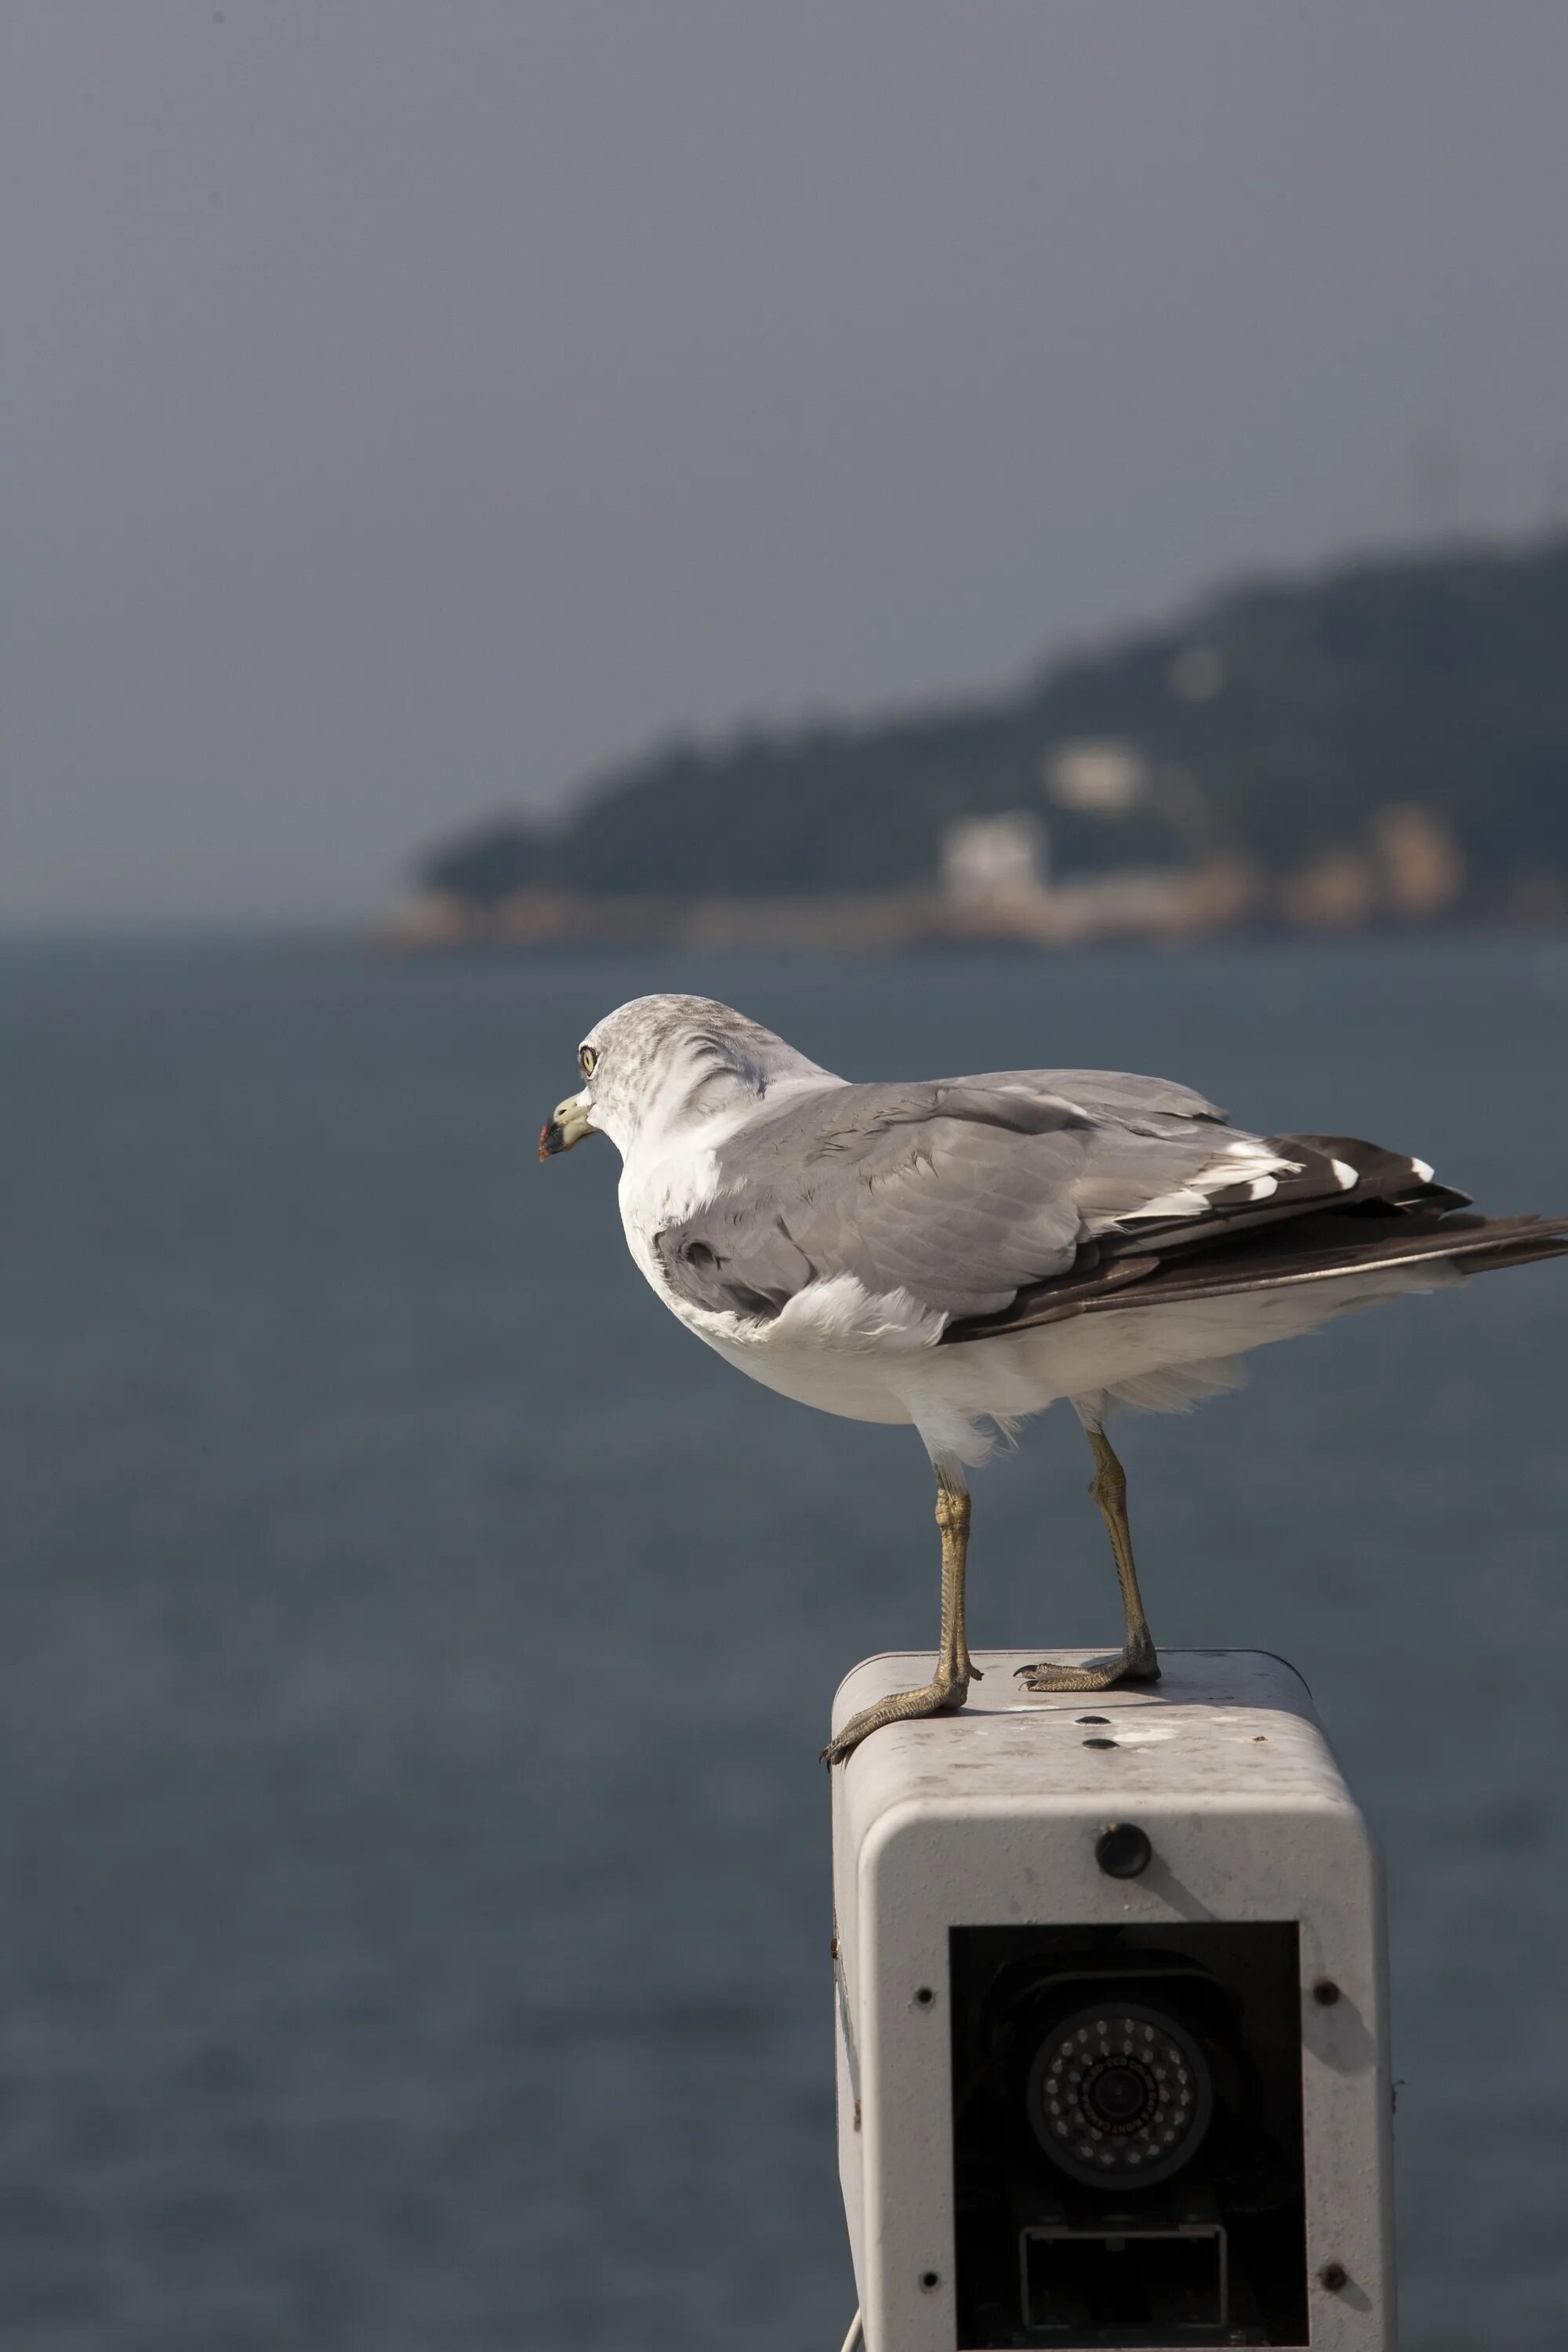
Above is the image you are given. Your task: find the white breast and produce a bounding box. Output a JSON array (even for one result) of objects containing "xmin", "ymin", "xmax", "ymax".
[
  {"xmin": 619, "ymin": 1143, "xmax": 721, "ymax": 1305},
  {"xmin": 615, "ymin": 1133, "xmax": 931, "ymax": 1427}
]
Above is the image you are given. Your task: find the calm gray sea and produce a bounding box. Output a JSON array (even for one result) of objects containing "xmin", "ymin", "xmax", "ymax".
[{"xmin": 4, "ymin": 935, "xmax": 1567, "ymax": 2352}]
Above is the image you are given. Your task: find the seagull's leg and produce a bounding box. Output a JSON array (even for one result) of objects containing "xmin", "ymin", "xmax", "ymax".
[
  {"xmin": 947, "ymin": 1479, "xmax": 982, "ymax": 1692},
  {"xmin": 822, "ymin": 1468, "xmax": 979, "ymax": 1766},
  {"xmin": 938, "ymin": 1474, "xmax": 982, "ymax": 1690},
  {"xmin": 1014, "ymin": 1422, "xmax": 1161, "ymax": 1693}
]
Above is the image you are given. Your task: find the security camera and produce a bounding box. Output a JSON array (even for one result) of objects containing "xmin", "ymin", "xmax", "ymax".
[{"xmin": 830, "ymin": 1650, "xmax": 1392, "ymax": 2350}]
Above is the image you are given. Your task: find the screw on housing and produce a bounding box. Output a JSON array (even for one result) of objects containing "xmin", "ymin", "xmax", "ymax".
[{"xmin": 1095, "ymin": 1822, "xmax": 1153, "ymax": 1878}]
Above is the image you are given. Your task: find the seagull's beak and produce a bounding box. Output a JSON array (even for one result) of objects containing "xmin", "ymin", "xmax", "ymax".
[{"xmin": 539, "ymin": 1091, "xmax": 598, "ymax": 1161}]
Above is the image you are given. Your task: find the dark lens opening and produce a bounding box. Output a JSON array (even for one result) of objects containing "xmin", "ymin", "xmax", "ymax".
[{"xmin": 1085, "ymin": 2061, "xmax": 1149, "ymax": 2127}]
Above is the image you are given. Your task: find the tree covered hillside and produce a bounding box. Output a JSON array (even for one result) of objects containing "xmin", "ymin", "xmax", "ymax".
[{"xmin": 419, "ymin": 537, "xmax": 1568, "ymax": 907}]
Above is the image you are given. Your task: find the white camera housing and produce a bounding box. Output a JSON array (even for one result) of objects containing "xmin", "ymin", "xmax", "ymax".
[{"xmin": 830, "ymin": 1650, "xmax": 1393, "ymax": 2352}]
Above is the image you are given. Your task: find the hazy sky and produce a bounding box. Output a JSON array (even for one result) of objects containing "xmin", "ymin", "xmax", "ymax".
[{"xmin": 7, "ymin": 2, "xmax": 1568, "ymax": 922}]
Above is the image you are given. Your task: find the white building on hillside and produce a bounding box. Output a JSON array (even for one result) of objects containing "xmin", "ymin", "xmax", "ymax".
[{"xmin": 940, "ymin": 811, "xmax": 1049, "ymax": 905}]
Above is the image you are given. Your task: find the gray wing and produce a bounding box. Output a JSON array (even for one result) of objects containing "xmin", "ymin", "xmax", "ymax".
[
  {"xmin": 963, "ymin": 1067, "xmax": 1227, "ymax": 1129},
  {"xmin": 654, "ymin": 1069, "xmax": 1249, "ymax": 1323}
]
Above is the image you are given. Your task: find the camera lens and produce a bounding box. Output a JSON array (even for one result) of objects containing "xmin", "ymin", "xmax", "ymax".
[
  {"xmin": 1026, "ymin": 2002, "xmax": 1214, "ymax": 2189},
  {"xmin": 1086, "ymin": 2063, "xmax": 1149, "ymax": 2126}
]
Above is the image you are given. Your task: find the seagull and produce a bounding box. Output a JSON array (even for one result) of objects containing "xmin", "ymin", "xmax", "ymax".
[{"xmin": 539, "ymin": 994, "xmax": 1566, "ymax": 1763}]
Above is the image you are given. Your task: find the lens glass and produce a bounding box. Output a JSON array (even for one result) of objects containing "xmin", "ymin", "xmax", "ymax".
[{"xmin": 1085, "ymin": 2062, "xmax": 1149, "ymax": 2126}]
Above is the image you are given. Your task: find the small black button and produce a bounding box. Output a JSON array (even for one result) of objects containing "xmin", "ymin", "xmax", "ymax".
[{"xmin": 1095, "ymin": 1822, "xmax": 1152, "ymax": 1878}]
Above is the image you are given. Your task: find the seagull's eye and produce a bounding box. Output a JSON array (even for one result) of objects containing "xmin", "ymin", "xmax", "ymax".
[{"xmin": 579, "ymin": 1045, "xmax": 597, "ymax": 1078}]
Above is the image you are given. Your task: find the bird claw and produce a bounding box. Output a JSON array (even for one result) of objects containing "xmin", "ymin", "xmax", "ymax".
[
  {"xmin": 822, "ymin": 1671, "xmax": 971, "ymax": 1766},
  {"xmin": 1014, "ymin": 1648, "xmax": 1160, "ymax": 1693}
]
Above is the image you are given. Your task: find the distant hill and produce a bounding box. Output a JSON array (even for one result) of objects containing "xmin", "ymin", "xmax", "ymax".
[{"xmin": 413, "ymin": 536, "xmax": 1568, "ymax": 924}]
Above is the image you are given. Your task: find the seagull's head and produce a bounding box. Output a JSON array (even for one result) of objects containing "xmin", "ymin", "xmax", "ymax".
[{"xmin": 539, "ymin": 993, "xmax": 833, "ymax": 1163}]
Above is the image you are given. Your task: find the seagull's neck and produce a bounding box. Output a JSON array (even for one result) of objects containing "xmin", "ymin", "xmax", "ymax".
[{"xmin": 620, "ymin": 1070, "xmax": 844, "ymax": 1185}]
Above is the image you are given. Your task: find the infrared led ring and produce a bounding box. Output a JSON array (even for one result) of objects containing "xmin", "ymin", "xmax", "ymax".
[{"xmin": 1026, "ymin": 2001, "xmax": 1215, "ymax": 2190}]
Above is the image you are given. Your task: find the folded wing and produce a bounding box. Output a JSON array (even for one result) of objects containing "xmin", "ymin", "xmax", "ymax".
[{"xmin": 653, "ymin": 1069, "xmax": 1470, "ymax": 1329}]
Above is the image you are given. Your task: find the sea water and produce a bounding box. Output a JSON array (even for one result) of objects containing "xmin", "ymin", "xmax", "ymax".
[{"xmin": 3, "ymin": 934, "xmax": 1566, "ymax": 2351}]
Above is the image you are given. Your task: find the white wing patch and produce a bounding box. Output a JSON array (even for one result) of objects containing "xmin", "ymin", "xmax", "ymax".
[
  {"xmin": 1212, "ymin": 1138, "xmax": 1305, "ymax": 1186},
  {"xmin": 1119, "ymin": 1186, "xmax": 1214, "ymax": 1222},
  {"xmin": 1330, "ymin": 1159, "xmax": 1358, "ymax": 1189},
  {"xmin": 1104, "ymin": 1138, "xmax": 1304, "ymax": 1232}
]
